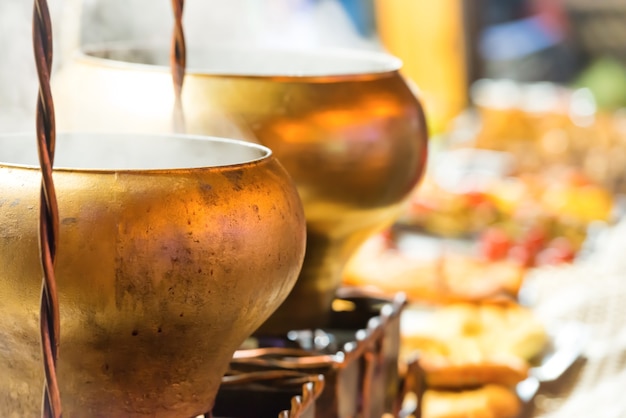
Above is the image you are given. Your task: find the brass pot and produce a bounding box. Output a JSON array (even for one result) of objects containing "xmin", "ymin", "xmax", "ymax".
[
  {"xmin": 54, "ymin": 45, "xmax": 428, "ymax": 333},
  {"xmin": 0, "ymin": 133, "xmax": 306, "ymax": 417}
]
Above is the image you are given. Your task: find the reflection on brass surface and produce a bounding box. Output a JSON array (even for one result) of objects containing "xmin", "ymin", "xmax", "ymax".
[
  {"xmin": 53, "ymin": 45, "xmax": 428, "ymax": 333},
  {"xmin": 0, "ymin": 133, "xmax": 306, "ymax": 417}
]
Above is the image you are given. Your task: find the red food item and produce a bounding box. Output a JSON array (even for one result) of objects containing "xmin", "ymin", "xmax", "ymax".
[
  {"xmin": 536, "ymin": 237, "xmax": 576, "ymax": 265},
  {"xmin": 464, "ymin": 191, "xmax": 491, "ymax": 207},
  {"xmin": 507, "ymin": 244, "xmax": 536, "ymax": 267},
  {"xmin": 480, "ymin": 228, "xmax": 512, "ymax": 261},
  {"xmin": 379, "ymin": 228, "xmax": 398, "ymax": 250},
  {"xmin": 519, "ymin": 225, "xmax": 548, "ymax": 258},
  {"xmin": 409, "ymin": 199, "xmax": 433, "ymax": 213}
]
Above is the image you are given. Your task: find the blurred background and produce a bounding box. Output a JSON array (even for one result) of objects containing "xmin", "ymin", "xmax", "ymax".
[{"xmin": 3, "ymin": 0, "xmax": 626, "ymax": 135}]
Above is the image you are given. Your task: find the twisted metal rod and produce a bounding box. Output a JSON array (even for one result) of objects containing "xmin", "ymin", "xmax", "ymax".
[
  {"xmin": 170, "ymin": 0, "xmax": 186, "ymax": 133},
  {"xmin": 33, "ymin": 1, "xmax": 61, "ymax": 417}
]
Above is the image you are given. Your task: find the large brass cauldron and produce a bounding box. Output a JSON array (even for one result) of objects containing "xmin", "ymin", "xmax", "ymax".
[
  {"xmin": 54, "ymin": 45, "xmax": 428, "ymax": 333},
  {"xmin": 0, "ymin": 133, "xmax": 305, "ymax": 417}
]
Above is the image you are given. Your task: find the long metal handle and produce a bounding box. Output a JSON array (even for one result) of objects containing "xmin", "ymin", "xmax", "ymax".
[
  {"xmin": 170, "ymin": 0, "xmax": 186, "ymax": 133},
  {"xmin": 33, "ymin": 0, "xmax": 61, "ymax": 417}
]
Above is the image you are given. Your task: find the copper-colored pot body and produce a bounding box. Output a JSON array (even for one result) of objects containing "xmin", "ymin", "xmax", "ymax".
[
  {"xmin": 54, "ymin": 45, "xmax": 428, "ymax": 333},
  {"xmin": 0, "ymin": 133, "xmax": 306, "ymax": 417}
]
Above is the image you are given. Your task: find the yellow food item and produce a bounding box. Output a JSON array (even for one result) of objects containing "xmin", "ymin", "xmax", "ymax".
[
  {"xmin": 418, "ymin": 354, "xmax": 529, "ymax": 389},
  {"xmin": 541, "ymin": 183, "xmax": 613, "ymax": 223},
  {"xmin": 423, "ymin": 384, "xmax": 521, "ymax": 418},
  {"xmin": 401, "ymin": 303, "xmax": 547, "ymax": 388}
]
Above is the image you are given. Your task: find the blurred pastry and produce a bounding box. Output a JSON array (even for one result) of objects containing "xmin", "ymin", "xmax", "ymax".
[
  {"xmin": 401, "ymin": 302, "xmax": 547, "ymax": 389},
  {"xmin": 423, "ymin": 384, "xmax": 521, "ymax": 418}
]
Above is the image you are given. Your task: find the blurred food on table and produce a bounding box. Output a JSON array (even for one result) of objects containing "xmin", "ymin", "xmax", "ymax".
[
  {"xmin": 345, "ymin": 5, "xmax": 626, "ymax": 412},
  {"xmin": 468, "ymin": 78, "xmax": 626, "ymax": 195},
  {"xmin": 397, "ymin": 156, "xmax": 614, "ymax": 268},
  {"xmin": 344, "ymin": 145, "xmax": 615, "ymax": 304},
  {"xmin": 422, "ymin": 384, "xmax": 522, "ymax": 418},
  {"xmin": 400, "ymin": 302, "xmax": 546, "ymax": 418},
  {"xmin": 342, "ymin": 233, "xmax": 525, "ymax": 304},
  {"xmin": 401, "ymin": 303, "xmax": 547, "ymax": 383}
]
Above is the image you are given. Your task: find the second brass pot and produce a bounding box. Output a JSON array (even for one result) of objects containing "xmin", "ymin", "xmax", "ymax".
[{"xmin": 54, "ymin": 45, "xmax": 429, "ymax": 333}]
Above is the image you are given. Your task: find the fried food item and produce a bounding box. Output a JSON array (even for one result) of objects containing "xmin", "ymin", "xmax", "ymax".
[
  {"xmin": 402, "ymin": 303, "xmax": 547, "ymax": 389},
  {"xmin": 342, "ymin": 235, "xmax": 524, "ymax": 304},
  {"xmin": 423, "ymin": 384, "xmax": 521, "ymax": 418},
  {"xmin": 419, "ymin": 354, "xmax": 529, "ymax": 388}
]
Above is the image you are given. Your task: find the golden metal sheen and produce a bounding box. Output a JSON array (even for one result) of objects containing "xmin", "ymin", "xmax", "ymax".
[
  {"xmin": 53, "ymin": 45, "xmax": 429, "ymax": 333},
  {"xmin": 0, "ymin": 133, "xmax": 306, "ymax": 417}
]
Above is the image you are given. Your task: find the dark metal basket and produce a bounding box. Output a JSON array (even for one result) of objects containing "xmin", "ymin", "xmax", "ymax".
[{"xmin": 212, "ymin": 290, "xmax": 409, "ymax": 418}]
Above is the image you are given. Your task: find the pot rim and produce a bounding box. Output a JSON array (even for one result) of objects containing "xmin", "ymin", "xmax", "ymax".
[
  {"xmin": 76, "ymin": 41, "xmax": 403, "ymax": 82},
  {"xmin": 0, "ymin": 132, "xmax": 273, "ymax": 173}
]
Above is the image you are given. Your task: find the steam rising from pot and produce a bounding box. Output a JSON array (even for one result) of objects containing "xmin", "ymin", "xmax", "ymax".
[{"xmin": 0, "ymin": 0, "xmax": 378, "ymax": 134}]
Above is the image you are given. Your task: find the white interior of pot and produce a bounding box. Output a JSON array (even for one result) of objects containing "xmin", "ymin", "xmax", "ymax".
[
  {"xmin": 83, "ymin": 44, "xmax": 401, "ymax": 77},
  {"xmin": 0, "ymin": 133, "xmax": 269, "ymax": 171}
]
